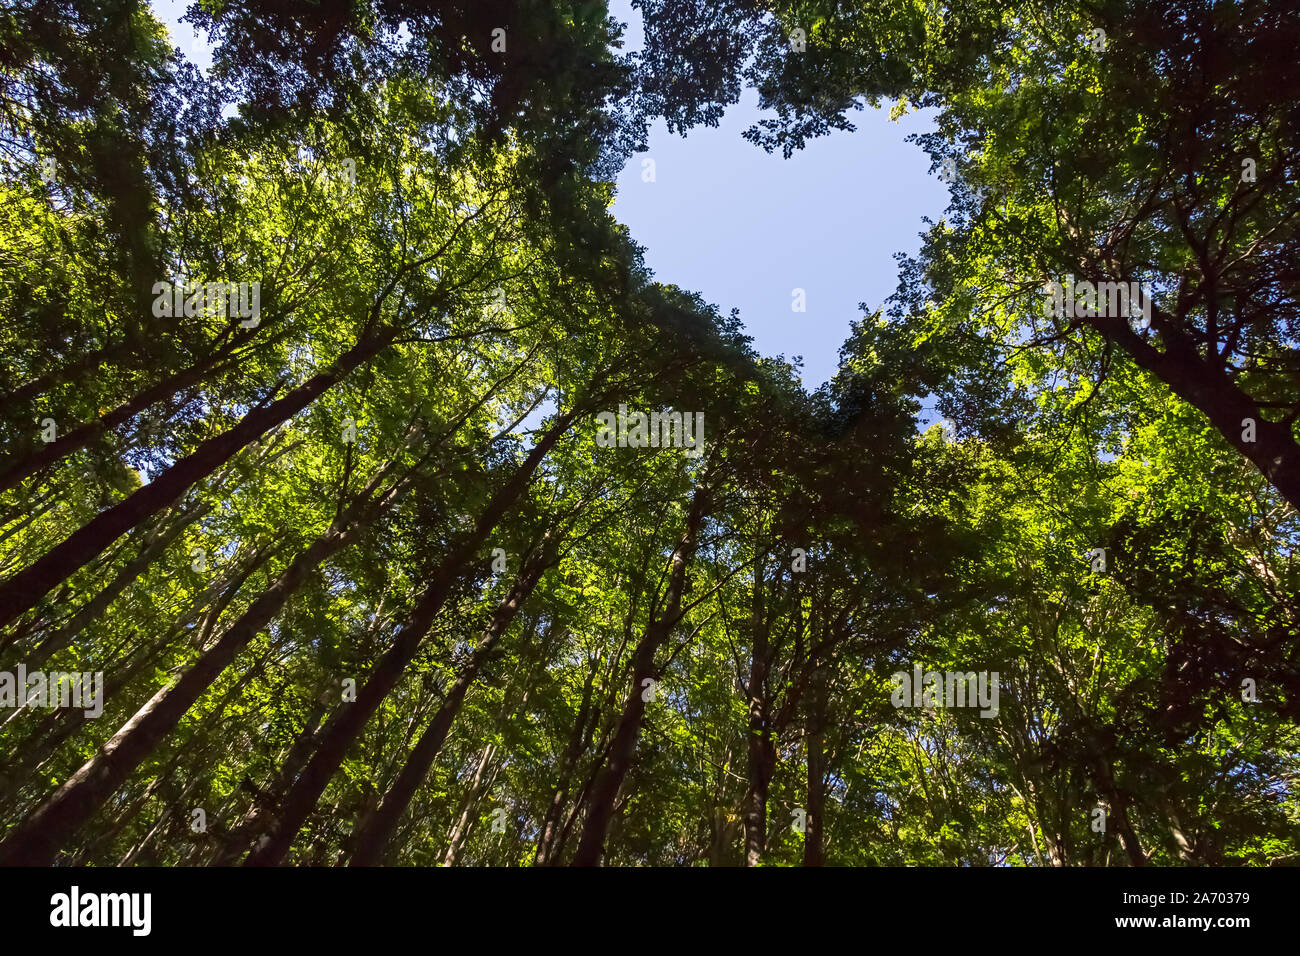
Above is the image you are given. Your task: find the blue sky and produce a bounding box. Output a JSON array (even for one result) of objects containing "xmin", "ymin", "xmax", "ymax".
[
  {"xmin": 606, "ymin": 1, "xmax": 947, "ymax": 388},
  {"xmin": 149, "ymin": 0, "xmax": 948, "ymax": 390}
]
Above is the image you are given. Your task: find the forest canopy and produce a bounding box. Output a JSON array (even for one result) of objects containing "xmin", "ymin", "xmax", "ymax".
[{"xmin": 0, "ymin": 0, "xmax": 1296, "ymax": 867}]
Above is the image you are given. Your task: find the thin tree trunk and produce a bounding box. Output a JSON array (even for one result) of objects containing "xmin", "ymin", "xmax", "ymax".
[
  {"xmin": 743, "ymin": 558, "xmax": 772, "ymax": 867},
  {"xmin": 16, "ymin": 503, "xmax": 212, "ymax": 672},
  {"xmin": 0, "ymin": 338, "xmax": 138, "ymax": 417},
  {"xmin": 804, "ymin": 660, "xmax": 826, "ymax": 867},
  {"xmin": 119, "ymin": 775, "xmax": 200, "ymax": 866},
  {"xmin": 570, "ymin": 484, "xmax": 708, "ymax": 866},
  {"xmin": 243, "ymin": 409, "xmax": 578, "ymax": 866},
  {"xmin": 0, "ymin": 324, "xmax": 272, "ymax": 494},
  {"xmin": 0, "ymin": 327, "xmax": 399, "ymax": 631},
  {"xmin": 69, "ymin": 764, "xmax": 173, "ymax": 866},
  {"xmin": 442, "ymin": 744, "xmax": 499, "ymax": 866},
  {"xmin": 0, "ymin": 445, "xmax": 418, "ymax": 866},
  {"xmin": 535, "ymin": 658, "xmax": 599, "ymax": 865},
  {"xmin": 349, "ymin": 547, "xmax": 552, "ymax": 865},
  {"xmin": 542, "ymin": 688, "xmax": 610, "ymax": 864},
  {"xmin": 208, "ymin": 698, "xmax": 330, "ymax": 865}
]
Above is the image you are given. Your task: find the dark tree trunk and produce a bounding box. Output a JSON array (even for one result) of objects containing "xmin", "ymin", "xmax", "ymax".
[
  {"xmin": 803, "ymin": 660, "xmax": 826, "ymax": 867},
  {"xmin": 14, "ymin": 502, "xmax": 210, "ymax": 669},
  {"xmin": 0, "ymin": 451, "xmax": 413, "ymax": 866},
  {"xmin": 743, "ymin": 562, "xmax": 772, "ymax": 867},
  {"xmin": 1088, "ymin": 304, "xmax": 1300, "ymax": 510},
  {"xmin": 0, "ymin": 323, "xmax": 273, "ymax": 494},
  {"xmin": 535, "ymin": 658, "xmax": 599, "ymax": 865},
  {"xmin": 349, "ymin": 548, "xmax": 552, "ymax": 865},
  {"xmin": 0, "ymin": 328, "xmax": 398, "ymax": 631},
  {"xmin": 570, "ymin": 485, "xmax": 708, "ymax": 866},
  {"xmin": 243, "ymin": 410, "xmax": 578, "ymax": 866}
]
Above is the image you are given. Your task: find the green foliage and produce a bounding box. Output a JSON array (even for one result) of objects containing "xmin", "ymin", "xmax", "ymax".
[{"xmin": 0, "ymin": 0, "xmax": 1294, "ymax": 867}]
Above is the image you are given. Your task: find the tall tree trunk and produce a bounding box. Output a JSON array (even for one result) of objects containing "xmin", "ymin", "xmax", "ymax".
[
  {"xmin": 803, "ymin": 658, "xmax": 826, "ymax": 867},
  {"xmin": 0, "ymin": 626, "xmax": 185, "ymax": 816},
  {"xmin": 13, "ymin": 502, "xmax": 211, "ymax": 670},
  {"xmin": 442, "ymin": 744, "xmax": 500, "ymax": 866},
  {"xmin": 0, "ymin": 322, "xmax": 274, "ymax": 494},
  {"xmin": 0, "ymin": 562, "xmax": 261, "ymax": 821},
  {"xmin": 65, "ymin": 642, "xmax": 270, "ymax": 865},
  {"xmin": 570, "ymin": 484, "xmax": 708, "ymax": 866},
  {"xmin": 0, "ymin": 448, "xmax": 417, "ymax": 866},
  {"xmin": 243, "ymin": 410, "xmax": 578, "ymax": 866},
  {"xmin": 349, "ymin": 546, "xmax": 553, "ymax": 865},
  {"xmin": 0, "ymin": 327, "xmax": 400, "ymax": 631},
  {"xmin": 535, "ymin": 658, "xmax": 599, "ymax": 865},
  {"xmin": 743, "ymin": 558, "xmax": 772, "ymax": 867}
]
